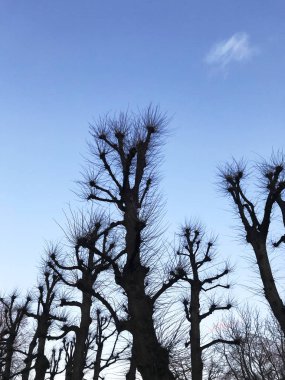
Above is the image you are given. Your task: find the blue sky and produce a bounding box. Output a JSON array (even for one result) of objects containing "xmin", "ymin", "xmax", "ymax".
[{"xmin": 0, "ymin": 0, "xmax": 285, "ymax": 301}]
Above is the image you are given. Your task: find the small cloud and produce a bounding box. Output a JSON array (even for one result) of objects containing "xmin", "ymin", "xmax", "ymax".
[{"xmin": 205, "ymin": 32, "xmax": 255, "ymax": 68}]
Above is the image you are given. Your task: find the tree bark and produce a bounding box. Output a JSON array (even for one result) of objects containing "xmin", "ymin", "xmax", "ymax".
[
  {"xmin": 71, "ymin": 291, "xmax": 92, "ymax": 380},
  {"xmin": 119, "ymin": 201, "xmax": 174, "ymax": 380},
  {"xmin": 190, "ymin": 283, "xmax": 203, "ymax": 380},
  {"xmin": 3, "ymin": 335, "xmax": 14, "ymax": 380},
  {"xmin": 21, "ymin": 333, "xmax": 37, "ymax": 380},
  {"xmin": 130, "ymin": 303, "xmax": 174, "ymax": 380},
  {"xmin": 251, "ymin": 234, "xmax": 285, "ymax": 335},
  {"xmin": 34, "ymin": 320, "xmax": 50, "ymax": 380},
  {"xmin": 65, "ymin": 362, "xmax": 73, "ymax": 380},
  {"xmin": 126, "ymin": 346, "xmax": 136, "ymax": 380},
  {"xmin": 93, "ymin": 342, "xmax": 103, "ymax": 380}
]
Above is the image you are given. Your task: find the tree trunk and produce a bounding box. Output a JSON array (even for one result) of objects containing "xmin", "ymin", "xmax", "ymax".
[
  {"xmin": 65, "ymin": 360, "xmax": 73, "ymax": 380},
  {"xmin": 131, "ymin": 314, "xmax": 173, "ymax": 380},
  {"xmin": 120, "ymin": 201, "xmax": 174, "ymax": 380},
  {"xmin": 123, "ymin": 267, "xmax": 174, "ymax": 380},
  {"xmin": 34, "ymin": 335, "xmax": 50, "ymax": 380},
  {"xmin": 34, "ymin": 317, "xmax": 50, "ymax": 380},
  {"xmin": 252, "ymin": 236, "xmax": 285, "ymax": 335},
  {"xmin": 190, "ymin": 283, "xmax": 203, "ymax": 380},
  {"xmin": 93, "ymin": 342, "xmax": 103, "ymax": 380},
  {"xmin": 126, "ymin": 347, "xmax": 136, "ymax": 380},
  {"xmin": 3, "ymin": 336, "xmax": 14, "ymax": 380},
  {"xmin": 71, "ymin": 291, "xmax": 92, "ymax": 380},
  {"xmin": 21, "ymin": 332, "xmax": 37, "ymax": 380}
]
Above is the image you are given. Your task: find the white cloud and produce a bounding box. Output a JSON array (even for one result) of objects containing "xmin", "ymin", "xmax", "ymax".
[{"xmin": 205, "ymin": 32, "xmax": 255, "ymax": 68}]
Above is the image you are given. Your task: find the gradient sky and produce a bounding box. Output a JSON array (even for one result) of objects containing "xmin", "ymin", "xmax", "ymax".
[{"xmin": 1, "ymin": 0, "xmax": 285, "ymax": 308}]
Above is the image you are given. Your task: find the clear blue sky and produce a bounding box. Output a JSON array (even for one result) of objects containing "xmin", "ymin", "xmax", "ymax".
[{"xmin": 0, "ymin": 0, "xmax": 285, "ymax": 300}]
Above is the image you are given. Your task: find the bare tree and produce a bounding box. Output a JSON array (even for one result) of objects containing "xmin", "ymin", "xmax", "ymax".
[
  {"xmin": 169, "ymin": 348, "xmax": 191, "ymax": 380},
  {"xmin": 220, "ymin": 156, "xmax": 285, "ymax": 334},
  {"xmin": 215, "ymin": 306, "xmax": 285, "ymax": 379},
  {"xmin": 177, "ymin": 224, "xmax": 238, "ymax": 380},
  {"xmin": 0, "ymin": 292, "xmax": 30, "ymax": 380},
  {"xmin": 86, "ymin": 309, "xmax": 129, "ymax": 380},
  {"xmin": 22, "ymin": 268, "xmax": 65, "ymax": 380},
  {"xmin": 62, "ymin": 336, "xmax": 75, "ymax": 380},
  {"xmin": 80, "ymin": 107, "xmax": 183, "ymax": 379},
  {"xmin": 46, "ymin": 347, "xmax": 64, "ymax": 380},
  {"xmin": 49, "ymin": 211, "xmax": 121, "ymax": 380}
]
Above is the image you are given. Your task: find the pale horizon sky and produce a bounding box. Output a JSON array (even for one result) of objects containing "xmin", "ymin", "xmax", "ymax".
[{"xmin": 0, "ymin": 0, "xmax": 285, "ymax": 314}]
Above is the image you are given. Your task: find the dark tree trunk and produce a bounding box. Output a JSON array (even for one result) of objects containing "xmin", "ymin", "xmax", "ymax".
[
  {"xmin": 65, "ymin": 362, "xmax": 73, "ymax": 380},
  {"xmin": 3, "ymin": 335, "xmax": 14, "ymax": 380},
  {"xmin": 120, "ymin": 203, "xmax": 174, "ymax": 380},
  {"xmin": 132, "ymin": 298, "xmax": 173, "ymax": 379},
  {"xmin": 190, "ymin": 283, "xmax": 203, "ymax": 380},
  {"xmin": 34, "ymin": 318, "xmax": 50, "ymax": 380},
  {"xmin": 93, "ymin": 342, "xmax": 103, "ymax": 380},
  {"xmin": 71, "ymin": 291, "xmax": 92, "ymax": 380},
  {"xmin": 21, "ymin": 333, "xmax": 37, "ymax": 380},
  {"xmin": 34, "ymin": 353, "xmax": 50, "ymax": 380},
  {"xmin": 251, "ymin": 235, "xmax": 285, "ymax": 335},
  {"xmin": 126, "ymin": 347, "xmax": 136, "ymax": 380},
  {"xmin": 34, "ymin": 335, "xmax": 50, "ymax": 380}
]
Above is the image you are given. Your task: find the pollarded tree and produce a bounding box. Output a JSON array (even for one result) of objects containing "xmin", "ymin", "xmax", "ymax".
[
  {"xmin": 80, "ymin": 107, "xmax": 183, "ymax": 380},
  {"xmin": 49, "ymin": 211, "xmax": 125, "ymax": 380},
  {"xmin": 0, "ymin": 292, "xmax": 30, "ymax": 380},
  {"xmin": 220, "ymin": 156, "xmax": 285, "ymax": 335},
  {"xmin": 22, "ymin": 267, "xmax": 65, "ymax": 380},
  {"xmin": 177, "ymin": 224, "xmax": 238, "ymax": 380}
]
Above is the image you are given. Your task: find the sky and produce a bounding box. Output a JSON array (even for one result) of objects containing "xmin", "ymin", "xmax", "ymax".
[{"xmin": 0, "ymin": 0, "xmax": 285, "ymax": 309}]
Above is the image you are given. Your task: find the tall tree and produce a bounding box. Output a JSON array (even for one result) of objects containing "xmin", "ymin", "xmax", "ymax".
[
  {"xmin": 177, "ymin": 224, "xmax": 237, "ymax": 380},
  {"xmin": 49, "ymin": 212, "xmax": 120, "ymax": 380},
  {"xmin": 81, "ymin": 107, "xmax": 182, "ymax": 380},
  {"xmin": 22, "ymin": 268, "xmax": 64, "ymax": 380},
  {"xmin": 0, "ymin": 293, "xmax": 30, "ymax": 380},
  {"xmin": 220, "ymin": 156, "xmax": 285, "ymax": 334}
]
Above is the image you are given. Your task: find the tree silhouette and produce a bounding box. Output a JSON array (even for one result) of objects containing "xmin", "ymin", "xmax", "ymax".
[
  {"xmin": 22, "ymin": 268, "xmax": 65, "ymax": 380},
  {"xmin": 48, "ymin": 211, "xmax": 122, "ymax": 380},
  {"xmin": 220, "ymin": 155, "xmax": 285, "ymax": 335},
  {"xmin": 87, "ymin": 309, "xmax": 129, "ymax": 380},
  {"xmin": 0, "ymin": 292, "xmax": 30, "ymax": 380},
  {"xmin": 177, "ymin": 224, "xmax": 237, "ymax": 380},
  {"xmin": 216, "ymin": 306, "xmax": 285, "ymax": 379},
  {"xmin": 46, "ymin": 347, "xmax": 64, "ymax": 380},
  {"xmin": 80, "ymin": 106, "xmax": 183, "ymax": 379},
  {"xmin": 5, "ymin": 107, "xmax": 284, "ymax": 380},
  {"xmin": 62, "ymin": 336, "xmax": 75, "ymax": 380}
]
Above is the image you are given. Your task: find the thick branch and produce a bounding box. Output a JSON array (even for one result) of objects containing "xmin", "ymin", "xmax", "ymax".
[
  {"xmin": 201, "ymin": 268, "xmax": 229, "ymax": 286},
  {"xmin": 60, "ymin": 300, "xmax": 81, "ymax": 308},
  {"xmin": 201, "ymin": 338, "xmax": 239, "ymax": 351},
  {"xmin": 200, "ymin": 304, "xmax": 232, "ymax": 320}
]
